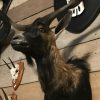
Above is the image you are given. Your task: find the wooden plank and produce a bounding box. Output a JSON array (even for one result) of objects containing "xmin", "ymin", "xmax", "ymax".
[
  {"xmin": 60, "ymin": 38, "xmax": 100, "ymax": 72},
  {"xmin": 0, "ymin": 45, "xmax": 25, "ymax": 65},
  {"xmin": 18, "ymin": 7, "xmax": 57, "ymax": 27},
  {"xmin": 0, "ymin": 71, "xmax": 100, "ymax": 100},
  {"xmin": 8, "ymin": 0, "xmax": 53, "ymax": 22},
  {"xmin": 90, "ymin": 72, "xmax": 100, "ymax": 100},
  {"xmin": 10, "ymin": 0, "xmax": 28, "ymax": 9},
  {"xmin": 0, "ymin": 59, "xmax": 38, "ymax": 87},
  {"xmin": 0, "ymin": 82, "xmax": 44, "ymax": 100}
]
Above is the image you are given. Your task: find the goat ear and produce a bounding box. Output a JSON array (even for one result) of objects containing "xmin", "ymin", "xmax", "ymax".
[{"xmin": 55, "ymin": 10, "xmax": 72, "ymax": 34}]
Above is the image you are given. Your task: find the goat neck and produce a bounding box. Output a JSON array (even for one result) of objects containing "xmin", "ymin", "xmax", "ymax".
[{"xmin": 34, "ymin": 36, "xmax": 69, "ymax": 92}]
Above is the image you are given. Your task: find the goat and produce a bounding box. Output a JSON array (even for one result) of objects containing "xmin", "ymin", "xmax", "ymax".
[{"xmin": 9, "ymin": 1, "xmax": 92, "ymax": 100}]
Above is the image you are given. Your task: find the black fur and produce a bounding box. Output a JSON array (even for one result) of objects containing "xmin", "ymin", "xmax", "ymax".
[{"xmin": 10, "ymin": 2, "xmax": 92, "ymax": 100}]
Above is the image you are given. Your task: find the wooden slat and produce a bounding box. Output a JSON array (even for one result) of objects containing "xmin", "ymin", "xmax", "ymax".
[
  {"xmin": 60, "ymin": 38, "xmax": 100, "ymax": 72},
  {"xmin": 10, "ymin": 0, "xmax": 28, "ymax": 9},
  {"xmin": 0, "ymin": 45, "xmax": 25, "ymax": 65},
  {"xmin": 0, "ymin": 59, "xmax": 38, "ymax": 87},
  {"xmin": 90, "ymin": 72, "xmax": 100, "ymax": 100},
  {"xmin": 0, "ymin": 71, "xmax": 100, "ymax": 100},
  {"xmin": 0, "ymin": 82, "xmax": 44, "ymax": 100},
  {"xmin": 18, "ymin": 7, "xmax": 56, "ymax": 27},
  {"xmin": 8, "ymin": 0, "xmax": 53, "ymax": 22}
]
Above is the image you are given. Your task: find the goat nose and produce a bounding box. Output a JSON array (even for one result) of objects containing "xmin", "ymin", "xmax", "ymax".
[
  {"xmin": 12, "ymin": 34, "xmax": 24, "ymax": 41},
  {"xmin": 11, "ymin": 34, "xmax": 25, "ymax": 45}
]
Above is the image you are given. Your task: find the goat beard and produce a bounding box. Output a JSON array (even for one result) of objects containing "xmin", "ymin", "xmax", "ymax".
[{"xmin": 25, "ymin": 54, "xmax": 34, "ymax": 66}]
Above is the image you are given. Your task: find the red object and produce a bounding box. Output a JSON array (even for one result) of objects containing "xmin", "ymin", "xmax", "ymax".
[{"xmin": 12, "ymin": 62, "xmax": 24, "ymax": 90}]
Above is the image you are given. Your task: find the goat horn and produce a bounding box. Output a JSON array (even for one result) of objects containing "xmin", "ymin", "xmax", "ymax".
[
  {"xmin": 0, "ymin": 10, "xmax": 30, "ymax": 31},
  {"xmin": 8, "ymin": 57, "xmax": 15, "ymax": 68},
  {"xmin": 8, "ymin": 18, "xmax": 31, "ymax": 31},
  {"xmin": 2, "ymin": 59, "xmax": 11, "ymax": 69},
  {"xmin": 42, "ymin": 1, "xmax": 73, "ymax": 25},
  {"xmin": 1, "ymin": 88, "xmax": 9, "ymax": 100}
]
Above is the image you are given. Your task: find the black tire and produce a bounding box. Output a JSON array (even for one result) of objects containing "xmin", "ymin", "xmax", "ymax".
[{"xmin": 54, "ymin": 0, "xmax": 100, "ymax": 33}]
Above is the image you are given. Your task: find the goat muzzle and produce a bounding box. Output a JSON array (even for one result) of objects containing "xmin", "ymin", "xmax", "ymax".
[{"xmin": 11, "ymin": 34, "xmax": 30, "ymax": 51}]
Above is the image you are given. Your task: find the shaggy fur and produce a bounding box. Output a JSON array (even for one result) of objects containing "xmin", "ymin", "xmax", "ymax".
[
  {"xmin": 11, "ymin": 18, "xmax": 92, "ymax": 100},
  {"xmin": 10, "ymin": 1, "xmax": 92, "ymax": 99}
]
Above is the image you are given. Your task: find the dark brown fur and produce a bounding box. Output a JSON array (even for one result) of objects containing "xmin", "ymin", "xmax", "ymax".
[
  {"xmin": 10, "ymin": 1, "xmax": 91, "ymax": 99},
  {"xmin": 11, "ymin": 17, "xmax": 92, "ymax": 100}
]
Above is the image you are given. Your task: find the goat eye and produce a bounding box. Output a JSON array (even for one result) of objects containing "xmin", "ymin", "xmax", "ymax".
[{"xmin": 39, "ymin": 28, "xmax": 45, "ymax": 33}]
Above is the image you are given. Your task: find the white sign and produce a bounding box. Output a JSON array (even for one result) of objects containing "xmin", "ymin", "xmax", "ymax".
[{"xmin": 66, "ymin": 0, "xmax": 85, "ymax": 17}]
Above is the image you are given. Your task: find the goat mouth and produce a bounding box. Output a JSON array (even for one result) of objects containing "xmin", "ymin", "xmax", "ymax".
[{"xmin": 11, "ymin": 41, "xmax": 30, "ymax": 51}]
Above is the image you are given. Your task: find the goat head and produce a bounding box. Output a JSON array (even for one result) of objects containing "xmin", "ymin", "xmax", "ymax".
[{"xmin": 10, "ymin": 6, "xmax": 72, "ymax": 61}]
